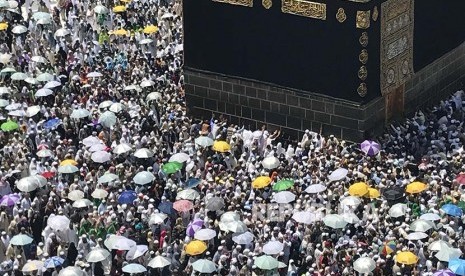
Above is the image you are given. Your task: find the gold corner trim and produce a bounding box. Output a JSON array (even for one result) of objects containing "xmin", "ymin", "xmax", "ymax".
[{"xmin": 281, "ymin": 0, "xmax": 327, "ymax": 20}]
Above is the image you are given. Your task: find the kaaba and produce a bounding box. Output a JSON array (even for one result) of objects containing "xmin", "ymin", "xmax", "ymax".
[{"xmin": 183, "ymin": 0, "xmax": 465, "ymax": 140}]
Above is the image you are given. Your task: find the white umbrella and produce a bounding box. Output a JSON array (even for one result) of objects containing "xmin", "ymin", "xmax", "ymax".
[
  {"xmin": 435, "ymin": 247, "xmax": 462, "ymax": 262},
  {"xmin": 262, "ymin": 241, "xmax": 284, "ymax": 255},
  {"xmin": 323, "ymin": 214, "xmax": 348, "ymax": 229},
  {"xmin": 91, "ymin": 151, "xmax": 111, "ymax": 163},
  {"xmin": 109, "ymin": 102, "xmax": 125, "ymax": 113},
  {"xmin": 149, "ymin": 213, "xmax": 168, "ymax": 225},
  {"xmin": 218, "ymin": 221, "xmax": 248, "ymax": 233},
  {"xmin": 343, "ymin": 213, "xmax": 360, "ymax": 224},
  {"xmin": 31, "ymin": 55, "xmax": 47, "ymax": 63},
  {"xmin": 176, "ymin": 189, "xmax": 200, "ymax": 201},
  {"xmin": 25, "ymin": 77, "xmax": 38, "ymax": 84},
  {"xmin": 37, "ymin": 149, "xmax": 53, "ymax": 158},
  {"xmin": 195, "ymin": 136, "xmax": 214, "ymax": 147},
  {"xmin": 194, "ymin": 229, "xmax": 217, "ymax": 241},
  {"xmin": 292, "ymin": 211, "xmax": 317, "ymax": 225},
  {"xmin": 5, "ymin": 102, "xmax": 21, "ymax": 110},
  {"xmin": 54, "ymin": 28, "xmax": 70, "ymax": 37},
  {"xmin": 26, "ymin": 105, "xmax": 41, "ymax": 117},
  {"xmin": 139, "ymin": 38, "xmax": 153, "ymax": 45},
  {"xmin": 113, "ymin": 143, "xmax": 132, "ymax": 154},
  {"xmin": 0, "ymin": 86, "xmax": 10, "ymax": 95},
  {"xmin": 169, "ymin": 152, "xmax": 190, "ymax": 163},
  {"xmin": 17, "ymin": 177, "xmax": 39, "ymax": 192},
  {"xmin": 273, "ymin": 191, "xmax": 296, "ymax": 204},
  {"xmin": 220, "ymin": 211, "xmax": 240, "ymax": 222},
  {"xmin": 134, "ymin": 148, "xmax": 154, "ymax": 158},
  {"xmin": 340, "ymin": 196, "xmax": 362, "ymax": 206},
  {"xmin": 47, "ymin": 215, "xmax": 70, "ymax": 231},
  {"xmin": 59, "ymin": 266, "xmax": 83, "ymax": 276},
  {"xmin": 70, "ymin": 108, "xmax": 90, "ymax": 119},
  {"xmin": 205, "ymin": 197, "xmax": 225, "ymax": 211},
  {"xmin": 133, "ymin": 171, "xmax": 155, "ymax": 185},
  {"xmin": 410, "ymin": 219, "xmax": 435, "ymax": 232},
  {"xmin": 86, "ymin": 72, "xmax": 102, "ymax": 78},
  {"xmin": 35, "ymin": 88, "xmax": 53, "ymax": 97},
  {"xmin": 148, "ymin": 255, "xmax": 171, "ymax": 268},
  {"xmin": 126, "ymin": 245, "xmax": 148, "ymax": 260},
  {"xmin": 388, "ymin": 203, "xmax": 408, "ymax": 218},
  {"xmin": 83, "ymin": 136, "xmax": 101, "ymax": 147},
  {"xmin": 122, "ymin": 264, "xmax": 146, "ymax": 274},
  {"xmin": 161, "ymin": 12, "xmax": 174, "ymax": 19},
  {"xmin": 37, "ymin": 18, "xmax": 52, "ymax": 25},
  {"xmin": 86, "ymin": 248, "xmax": 111, "ymax": 263},
  {"xmin": 146, "ymin": 92, "xmax": 162, "ymax": 102},
  {"xmin": 22, "ymin": 260, "xmax": 44, "ymax": 272},
  {"xmin": 89, "ymin": 143, "xmax": 106, "ymax": 152},
  {"xmin": 91, "ymin": 189, "xmax": 108, "ymax": 199},
  {"xmin": 99, "ymin": 111, "xmax": 117, "ymax": 128},
  {"xmin": 140, "ymin": 80, "xmax": 155, "ymax": 87},
  {"xmin": 254, "ymin": 255, "xmax": 279, "ymax": 270},
  {"xmin": 428, "ymin": 240, "xmax": 452, "ymax": 251},
  {"xmin": 124, "ymin": 84, "xmax": 140, "ymax": 91},
  {"xmin": 32, "ymin": 11, "xmax": 51, "ymax": 20},
  {"xmin": 420, "ymin": 213, "xmax": 441, "ymax": 221},
  {"xmin": 99, "ymin": 100, "xmax": 113, "ymax": 109},
  {"xmin": 305, "ymin": 183, "xmax": 327, "ymax": 193},
  {"xmin": 58, "ymin": 165, "xmax": 79, "ymax": 174},
  {"xmin": 192, "ymin": 259, "xmax": 217, "ymax": 273},
  {"xmin": 11, "ymin": 72, "xmax": 27, "ymax": 80},
  {"xmin": 104, "ymin": 235, "xmax": 136, "ymax": 250},
  {"xmin": 406, "ymin": 232, "xmax": 428, "ymax": 240},
  {"xmin": 12, "ymin": 25, "xmax": 27, "ymax": 34},
  {"xmin": 36, "ymin": 72, "xmax": 54, "ymax": 82},
  {"xmin": 30, "ymin": 175, "xmax": 47, "ymax": 187},
  {"xmin": 44, "ymin": 80, "xmax": 61, "ymax": 89},
  {"xmin": 328, "ymin": 168, "xmax": 348, "ymax": 181},
  {"xmin": 72, "ymin": 199, "xmax": 93, "ymax": 208},
  {"xmin": 10, "ymin": 234, "xmax": 33, "ymax": 245},
  {"xmin": 0, "ymin": 67, "xmax": 16, "ymax": 74},
  {"xmin": 232, "ymin": 231, "xmax": 254, "ymax": 244},
  {"xmin": 98, "ymin": 173, "xmax": 119, "ymax": 184},
  {"xmin": 353, "ymin": 257, "xmax": 376, "ymax": 274},
  {"xmin": 67, "ymin": 190, "xmax": 84, "ymax": 201},
  {"xmin": 262, "ymin": 156, "xmax": 280, "ymax": 169},
  {"xmin": 0, "ymin": 53, "xmax": 12, "ymax": 64},
  {"xmin": 8, "ymin": 109, "xmax": 26, "ymax": 117},
  {"xmin": 93, "ymin": 4, "xmax": 109, "ymax": 14},
  {"xmin": 0, "ymin": 99, "xmax": 8, "ymax": 108}
]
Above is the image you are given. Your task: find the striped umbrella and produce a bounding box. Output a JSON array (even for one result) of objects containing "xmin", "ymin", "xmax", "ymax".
[
  {"xmin": 0, "ymin": 194, "xmax": 20, "ymax": 207},
  {"xmin": 360, "ymin": 140, "xmax": 381, "ymax": 156}
]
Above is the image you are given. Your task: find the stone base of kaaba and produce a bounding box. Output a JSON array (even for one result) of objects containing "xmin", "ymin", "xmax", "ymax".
[{"xmin": 185, "ymin": 42, "xmax": 465, "ymax": 142}]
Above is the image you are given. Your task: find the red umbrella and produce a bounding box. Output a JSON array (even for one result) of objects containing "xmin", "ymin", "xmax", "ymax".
[
  {"xmin": 41, "ymin": 171, "xmax": 55, "ymax": 179},
  {"xmin": 37, "ymin": 144, "xmax": 49, "ymax": 150},
  {"xmin": 456, "ymin": 174, "xmax": 465, "ymax": 185},
  {"xmin": 173, "ymin": 199, "xmax": 194, "ymax": 212}
]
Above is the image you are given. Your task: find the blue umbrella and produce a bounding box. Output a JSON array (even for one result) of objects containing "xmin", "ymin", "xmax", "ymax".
[
  {"xmin": 44, "ymin": 256, "xmax": 64, "ymax": 268},
  {"xmin": 158, "ymin": 202, "xmax": 175, "ymax": 215},
  {"xmin": 449, "ymin": 259, "xmax": 465, "ymax": 275},
  {"xmin": 43, "ymin": 118, "xmax": 61, "ymax": 129},
  {"xmin": 186, "ymin": 178, "xmax": 201, "ymax": 188},
  {"xmin": 441, "ymin": 204, "xmax": 463, "ymax": 217},
  {"xmin": 118, "ymin": 190, "xmax": 137, "ymax": 204}
]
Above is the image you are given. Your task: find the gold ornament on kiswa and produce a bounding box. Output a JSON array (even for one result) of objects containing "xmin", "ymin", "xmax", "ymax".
[
  {"xmin": 359, "ymin": 32, "xmax": 369, "ymax": 47},
  {"xmin": 358, "ymin": 83, "xmax": 367, "ymax": 97},
  {"xmin": 336, "ymin": 8, "xmax": 346, "ymax": 23},
  {"xmin": 359, "ymin": 49, "xmax": 368, "ymax": 64},
  {"xmin": 358, "ymin": 66, "xmax": 368, "ymax": 81},
  {"xmin": 356, "ymin": 10, "xmax": 371, "ymax": 29},
  {"xmin": 372, "ymin": 6, "xmax": 379, "ymax": 21},
  {"xmin": 262, "ymin": 0, "xmax": 272, "ymax": 9}
]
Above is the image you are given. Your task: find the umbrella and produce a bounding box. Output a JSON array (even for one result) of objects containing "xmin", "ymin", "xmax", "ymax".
[
  {"xmin": 162, "ymin": 12, "xmax": 174, "ymax": 19},
  {"xmin": 305, "ymin": 183, "xmax": 327, "ymax": 193},
  {"xmin": 93, "ymin": 4, "xmax": 109, "ymax": 13},
  {"xmin": 67, "ymin": 190, "xmax": 84, "ymax": 201},
  {"xmin": 113, "ymin": 143, "xmax": 132, "ymax": 154},
  {"xmin": 91, "ymin": 151, "xmax": 111, "ymax": 163},
  {"xmin": 0, "ymin": 67, "xmax": 15, "ymax": 74},
  {"xmin": 122, "ymin": 264, "xmax": 146, "ymax": 274},
  {"xmin": 262, "ymin": 156, "xmax": 280, "ymax": 169},
  {"xmin": 186, "ymin": 219, "xmax": 204, "ymax": 236},
  {"xmin": 436, "ymin": 247, "xmax": 462, "ymax": 262},
  {"xmin": 218, "ymin": 221, "xmax": 248, "ymax": 233},
  {"xmin": 429, "ymin": 240, "xmax": 453, "ymax": 251},
  {"xmin": 126, "ymin": 245, "xmax": 148, "ymax": 260},
  {"xmin": 450, "ymin": 259, "xmax": 465, "ymax": 275},
  {"xmin": 0, "ymin": 194, "xmax": 20, "ymax": 207},
  {"xmin": 292, "ymin": 211, "xmax": 319, "ymax": 225},
  {"xmin": 395, "ymin": 251, "xmax": 418, "ymax": 265},
  {"xmin": 212, "ymin": 140, "xmax": 230, "ymax": 152},
  {"xmin": 5, "ymin": 103, "xmax": 21, "ymax": 110},
  {"xmin": 343, "ymin": 213, "xmax": 360, "ymax": 224},
  {"xmin": 173, "ymin": 199, "xmax": 194, "ymax": 212},
  {"xmin": 148, "ymin": 213, "xmax": 167, "ymax": 225},
  {"xmin": 143, "ymin": 25, "xmax": 159, "ymax": 34},
  {"xmin": 22, "ymin": 260, "xmax": 44, "ymax": 272},
  {"xmin": 98, "ymin": 173, "xmax": 119, "ymax": 184},
  {"xmin": 72, "ymin": 199, "xmax": 93, "ymax": 208},
  {"xmin": 323, "ymin": 214, "xmax": 347, "ymax": 229},
  {"xmin": 272, "ymin": 179, "xmax": 293, "ymax": 191},
  {"xmin": 31, "ymin": 55, "xmax": 47, "ymax": 63},
  {"xmin": 388, "ymin": 203, "xmax": 408, "ymax": 218},
  {"xmin": 113, "ymin": 28, "xmax": 129, "ymax": 35},
  {"xmin": 176, "ymin": 189, "xmax": 200, "ymax": 201},
  {"xmin": 194, "ymin": 136, "xmax": 214, "ymax": 148},
  {"xmin": 0, "ymin": 99, "xmax": 9, "ymax": 107},
  {"xmin": 433, "ymin": 270, "xmax": 456, "ymax": 276},
  {"xmin": 194, "ymin": 229, "xmax": 217, "ymax": 240},
  {"xmin": 348, "ymin": 182, "xmax": 369, "ymax": 196},
  {"xmin": 162, "ymin": 161, "xmax": 183, "ymax": 174},
  {"xmin": 60, "ymin": 159, "xmax": 78, "ymax": 166},
  {"xmin": 86, "ymin": 248, "xmax": 110, "ymax": 263},
  {"xmin": 124, "ymin": 84, "xmax": 140, "ymax": 91},
  {"xmin": 328, "ymin": 168, "xmax": 348, "ymax": 181},
  {"xmin": 99, "ymin": 100, "xmax": 113, "ymax": 109},
  {"xmin": 340, "ymin": 196, "xmax": 362, "ymax": 206},
  {"xmin": 158, "ymin": 202, "xmax": 175, "ymax": 215},
  {"xmin": 186, "ymin": 178, "xmax": 202, "ymax": 188},
  {"xmin": 43, "ymin": 118, "xmax": 61, "ymax": 129},
  {"xmin": 273, "ymin": 191, "xmax": 296, "ymax": 204},
  {"xmin": 112, "ymin": 5, "xmax": 126, "ymax": 12},
  {"xmin": 26, "ymin": 105, "xmax": 40, "ymax": 117},
  {"xmin": 169, "ymin": 152, "xmax": 190, "ymax": 163},
  {"xmin": 99, "ymin": 111, "xmax": 117, "ymax": 128},
  {"xmin": 139, "ymin": 38, "xmax": 154, "ymax": 45},
  {"xmin": 133, "ymin": 171, "xmax": 155, "ymax": 185},
  {"xmin": 1, "ymin": 120, "xmax": 18, "ymax": 131},
  {"xmin": 82, "ymin": 136, "xmax": 101, "ymax": 146},
  {"xmin": 148, "ymin": 255, "xmax": 171, "ymax": 268},
  {"xmin": 185, "ymin": 240, "xmax": 207, "ymax": 256},
  {"xmin": 255, "ymin": 255, "xmax": 279, "ymax": 270},
  {"xmin": 360, "ymin": 140, "xmax": 381, "ymax": 156},
  {"xmin": 263, "ymin": 241, "xmax": 284, "ymax": 255},
  {"xmin": 25, "ymin": 77, "xmax": 38, "ymax": 84},
  {"xmin": 17, "ymin": 176, "xmax": 39, "ymax": 192},
  {"xmin": 58, "ymin": 165, "xmax": 79, "ymax": 174},
  {"xmin": 44, "ymin": 257, "xmax": 64, "ymax": 269},
  {"xmin": 406, "ymin": 232, "xmax": 428, "ymax": 240},
  {"xmin": 59, "ymin": 267, "xmax": 83, "ymax": 276},
  {"xmin": 11, "ymin": 72, "xmax": 27, "ymax": 80},
  {"xmin": 37, "ymin": 149, "xmax": 53, "ymax": 158},
  {"xmin": 379, "ymin": 241, "xmax": 396, "ymax": 255},
  {"xmin": 86, "ymin": 72, "xmax": 103, "ymax": 78},
  {"xmin": 89, "ymin": 143, "xmax": 107, "ymax": 152},
  {"xmin": 353, "ymin": 257, "xmax": 376, "ymax": 274},
  {"xmin": 205, "ymin": 197, "xmax": 225, "ymax": 211},
  {"xmin": 47, "ymin": 215, "xmax": 70, "ymax": 231},
  {"xmin": 456, "ymin": 173, "xmax": 465, "ymax": 185},
  {"xmin": 0, "ymin": 22, "xmax": 6, "ymax": 31},
  {"xmin": 140, "ymin": 80, "xmax": 155, "ymax": 87},
  {"xmin": 36, "ymin": 72, "xmax": 54, "ymax": 82},
  {"xmin": 134, "ymin": 148, "xmax": 154, "ymax": 158},
  {"xmin": 109, "ymin": 102, "xmax": 125, "ymax": 113},
  {"xmin": 118, "ymin": 190, "xmax": 137, "ymax": 204},
  {"xmin": 146, "ymin": 92, "xmax": 162, "ymax": 102},
  {"xmin": 232, "ymin": 231, "xmax": 254, "ymax": 244},
  {"xmin": 365, "ymin": 187, "xmax": 381, "ymax": 198},
  {"xmin": 32, "ymin": 11, "xmax": 51, "ymax": 20},
  {"xmin": 410, "ymin": 219, "xmax": 435, "ymax": 232},
  {"xmin": 10, "ymin": 234, "xmax": 33, "ymax": 245},
  {"xmin": 12, "ymin": 25, "xmax": 27, "ymax": 34},
  {"xmin": 252, "ymin": 176, "xmax": 272, "ymax": 189},
  {"xmin": 192, "ymin": 259, "xmax": 217, "ymax": 273},
  {"xmin": 104, "ymin": 235, "xmax": 135, "ymax": 250},
  {"xmin": 383, "ymin": 186, "xmax": 405, "ymax": 201},
  {"xmin": 70, "ymin": 108, "xmax": 90, "ymax": 119},
  {"xmin": 406, "ymin": 181, "xmax": 428, "ymax": 194},
  {"xmin": 91, "ymin": 189, "xmax": 108, "ymax": 199},
  {"xmin": 442, "ymin": 204, "xmax": 463, "ymax": 217},
  {"xmin": 8, "ymin": 109, "xmax": 26, "ymax": 117}
]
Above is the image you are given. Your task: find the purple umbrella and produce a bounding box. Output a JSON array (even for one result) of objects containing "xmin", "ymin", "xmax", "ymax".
[
  {"xmin": 360, "ymin": 140, "xmax": 381, "ymax": 156},
  {"xmin": 186, "ymin": 219, "xmax": 204, "ymax": 237},
  {"xmin": 433, "ymin": 269, "xmax": 455, "ymax": 276},
  {"xmin": 0, "ymin": 194, "xmax": 20, "ymax": 207}
]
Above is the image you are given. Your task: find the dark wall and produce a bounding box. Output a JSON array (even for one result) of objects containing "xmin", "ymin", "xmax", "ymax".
[
  {"xmin": 184, "ymin": 0, "xmax": 381, "ymax": 103},
  {"xmin": 413, "ymin": 0, "xmax": 465, "ymax": 71}
]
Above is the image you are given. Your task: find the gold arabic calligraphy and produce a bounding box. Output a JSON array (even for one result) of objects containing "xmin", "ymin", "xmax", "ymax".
[{"xmin": 281, "ymin": 0, "xmax": 327, "ymax": 20}]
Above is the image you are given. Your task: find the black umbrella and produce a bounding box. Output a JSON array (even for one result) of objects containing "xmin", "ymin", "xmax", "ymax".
[{"xmin": 383, "ymin": 186, "xmax": 405, "ymax": 202}]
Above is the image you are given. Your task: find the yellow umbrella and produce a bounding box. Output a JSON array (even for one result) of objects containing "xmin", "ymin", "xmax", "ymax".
[
  {"xmin": 143, "ymin": 25, "xmax": 158, "ymax": 34},
  {"xmin": 112, "ymin": 29, "xmax": 128, "ymax": 36},
  {"xmin": 365, "ymin": 188, "xmax": 380, "ymax": 199},
  {"xmin": 252, "ymin": 176, "xmax": 272, "ymax": 189},
  {"xmin": 212, "ymin": 140, "xmax": 230, "ymax": 152},
  {"xmin": 0, "ymin": 22, "xmax": 8, "ymax": 31},
  {"xmin": 395, "ymin": 251, "xmax": 418, "ymax": 265},
  {"xmin": 185, "ymin": 240, "xmax": 207, "ymax": 256},
  {"xmin": 405, "ymin": 181, "xmax": 427, "ymax": 194},
  {"xmin": 112, "ymin": 5, "xmax": 126, "ymax": 12},
  {"xmin": 60, "ymin": 159, "xmax": 78, "ymax": 166},
  {"xmin": 348, "ymin": 182, "xmax": 369, "ymax": 196}
]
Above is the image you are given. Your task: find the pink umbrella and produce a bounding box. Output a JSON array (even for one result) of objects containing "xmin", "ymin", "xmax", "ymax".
[
  {"xmin": 360, "ymin": 140, "xmax": 381, "ymax": 156},
  {"xmin": 0, "ymin": 194, "xmax": 20, "ymax": 207},
  {"xmin": 186, "ymin": 219, "xmax": 204, "ymax": 237},
  {"xmin": 173, "ymin": 200, "xmax": 194, "ymax": 212}
]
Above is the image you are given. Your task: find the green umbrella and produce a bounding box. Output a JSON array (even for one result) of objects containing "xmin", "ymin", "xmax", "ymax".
[
  {"xmin": 457, "ymin": 201, "xmax": 465, "ymax": 211},
  {"xmin": 1, "ymin": 120, "xmax": 18, "ymax": 132},
  {"xmin": 162, "ymin": 161, "xmax": 183, "ymax": 174},
  {"xmin": 272, "ymin": 179, "xmax": 294, "ymax": 191}
]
